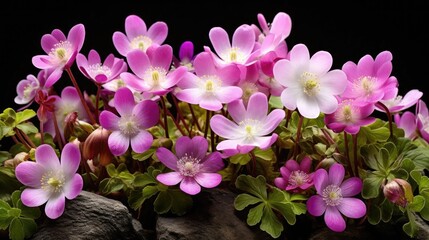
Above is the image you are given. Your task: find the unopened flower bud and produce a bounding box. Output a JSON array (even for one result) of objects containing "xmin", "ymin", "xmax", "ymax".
[
  {"xmin": 82, "ymin": 127, "xmax": 112, "ymax": 166},
  {"xmin": 64, "ymin": 112, "xmax": 95, "ymax": 141},
  {"xmin": 383, "ymin": 178, "xmax": 413, "ymax": 208},
  {"xmin": 4, "ymin": 152, "xmax": 29, "ymax": 168}
]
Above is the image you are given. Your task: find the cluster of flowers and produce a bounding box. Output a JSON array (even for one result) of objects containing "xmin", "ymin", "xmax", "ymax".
[{"xmin": 2, "ymin": 10, "xmax": 429, "ymax": 239}]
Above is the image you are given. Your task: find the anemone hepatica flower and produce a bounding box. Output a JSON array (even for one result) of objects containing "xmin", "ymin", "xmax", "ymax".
[
  {"xmin": 121, "ymin": 45, "xmax": 187, "ymax": 96},
  {"xmin": 15, "ymin": 143, "xmax": 83, "ymax": 219},
  {"xmin": 341, "ymin": 51, "xmax": 398, "ymax": 103},
  {"xmin": 324, "ymin": 99, "xmax": 376, "ymax": 134},
  {"xmin": 175, "ymin": 52, "xmax": 243, "ymax": 111},
  {"xmin": 254, "ymin": 12, "xmax": 291, "ymax": 57},
  {"xmin": 99, "ymin": 87, "xmax": 159, "ymax": 156},
  {"xmin": 15, "ymin": 69, "xmax": 51, "ymax": 107},
  {"xmin": 156, "ymin": 136, "xmax": 224, "ymax": 195},
  {"xmin": 416, "ymin": 100, "xmax": 429, "ymax": 143},
  {"xmin": 307, "ymin": 163, "xmax": 366, "ymax": 232},
  {"xmin": 274, "ymin": 156, "xmax": 313, "ymax": 192},
  {"xmin": 375, "ymin": 89, "xmax": 423, "ymax": 114},
  {"xmin": 210, "ymin": 92, "xmax": 285, "ymax": 156},
  {"xmin": 77, "ymin": 49, "xmax": 127, "ymax": 84},
  {"xmin": 32, "ymin": 23, "xmax": 85, "ymax": 88},
  {"xmin": 394, "ymin": 112, "xmax": 418, "ymax": 139},
  {"xmin": 173, "ymin": 41, "xmax": 195, "ymax": 72},
  {"xmin": 113, "ymin": 14, "xmax": 168, "ymax": 56},
  {"xmin": 273, "ymin": 44, "xmax": 347, "ymax": 119}
]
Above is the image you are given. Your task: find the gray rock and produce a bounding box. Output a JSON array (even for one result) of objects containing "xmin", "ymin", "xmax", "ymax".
[
  {"xmin": 30, "ymin": 191, "xmax": 145, "ymax": 240},
  {"xmin": 156, "ymin": 188, "xmax": 271, "ymax": 240}
]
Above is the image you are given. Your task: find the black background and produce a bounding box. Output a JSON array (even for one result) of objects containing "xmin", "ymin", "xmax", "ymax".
[{"xmin": 1, "ymin": 0, "xmax": 429, "ymax": 112}]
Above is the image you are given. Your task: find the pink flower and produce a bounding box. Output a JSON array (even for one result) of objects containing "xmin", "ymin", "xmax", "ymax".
[
  {"xmin": 307, "ymin": 163, "xmax": 366, "ymax": 232},
  {"xmin": 99, "ymin": 87, "xmax": 159, "ymax": 156},
  {"xmin": 273, "ymin": 44, "xmax": 347, "ymax": 119},
  {"xmin": 15, "ymin": 69, "xmax": 52, "ymax": 107},
  {"xmin": 394, "ymin": 111, "xmax": 418, "ymax": 139},
  {"xmin": 416, "ymin": 100, "xmax": 429, "ymax": 143},
  {"xmin": 121, "ymin": 45, "xmax": 187, "ymax": 96},
  {"xmin": 112, "ymin": 15, "xmax": 168, "ymax": 56},
  {"xmin": 32, "ymin": 23, "xmax": 85, "ymax": 88},
  {"xmin": 324, "ymin": 99, "xmax": 376, "ymax": 134},
  {"xmin": 173, "ymin": 41, "xmax": 195, "ymax": 72},
  {"xmin": 210, "ymin": 92, "xmax": 285, "ymax": 156},
  {"xmin": 341, "ymin": 51, "xmax": 398, "ymax": 103},
  {"xmin": 15, "ymin": 143, "xmax": 83, "ymax": 219},
  {"xmin": 375, "ymin": 89, "xmax": 423, "ymax": 114},
  {"xmin": 77, "ymin": 49, "xmax": 127, "ymax": 84},
  {"xmin": 175, "ymin": 52, "xmax": 243, "ymax": 111},
  {"xmin": 156, "ymin": 136, "xmax": 224, "ymax": 195},
  {"xmin": 254, "ymin": 12, "xmax": 291, "ymax": 57},
  {"xmin": 274, "ymin": 157, "xmax": 314, "ymax": 192}
]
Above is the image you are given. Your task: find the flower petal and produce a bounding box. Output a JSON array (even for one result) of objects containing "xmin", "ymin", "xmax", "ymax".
[
  {"xmin": 114, "ymin": 87, "xmax": 136, "ymax": 116},
  {"xmin": 36, "ymin": 144, "xmax": 60, "ymax": 170},
  {"xmin": 194, "ymin": 173, "xmax": 222, "ymax": 188},
  {"xmin": 329, "ymin": 163, "xmax": 345, "ymax": 186},
  {"xmin": 180, "ymin": 177, "xmax": 201, "ymax": 195},
  {"xmin": 63, "ymin": 174, "xmax": 83, "ymax": 199},
  {"xmin": 246, "ymin": 92, "xmax": 268, "ymax": 121},
  {"xmin": 231, "ymin": 24, "xmax": 254, "ymax": 57},
  {"xmin": 209, "ymin": 27, "xmax": 231, "ymax": 59},
  {"xmin": 260, "ymin": 109, "xmax": 285, "ymax": 135},
  {"xmin": 176, "ymin": 136, "xmax": 208, "ymax": 160},
  {"xmin": 285, "ymin": 160, "xmax": 300, "ymax": 171},
  {"xmin": 130, "ymin": 130, "xmax": 153, "ymax": 153},
  {"xmin": 200, "ymin": 152, "xmax": 224, "ymax": 172},
  {"xmin": 340, "ymin": 177, "xmax": 363, "ymax": 197},
  {"xmin": 215, "ymin": 86, "xmax": 243, "ymax": 104},
  {"xmin": 337, "ymin": 198, "xmax": 366, "ymax": 219},
  {"xmin": 309, "ymin": 51, "xmax": 333, "ymax": 75},
  {"xmin": 156, "ymin": 147, "xmax": 179, "ymax": 171},
  {"xmin": 210, "ymin": 115, "xmax": 240, "ymax": 139},
  {"xmin": 227, "ymin": 98, "xmax": 246, "ymax": 123},
  {"xmin": 60, "ymin": 143, "xmax": 81, "ymax": 179},
  {"xmin": 156, "ymin": 172, "xmax": 183, "ymax": 186},
  {"xmin": 21, "ymin": 188, "xmax": 50, "ymax": 207},
  {"xmin": 108, "ymin": 131, "xmax": 130, "ymax": 156},
  {"xmin": 324, "ymin": 206, "xmax": 346, "ymax": 232},
  {"xmin": 147, "ymin": 21, "xmax": 168, "ymax": 44},
  {"xmin": 15, "ymin": 162, "xmax": 45, "ymax": 188},
  {"xmin": 112, "ymin": 32, "xmax": 131, "ymax": 57},
  {"xmin": 313, "ymin": 168, "xmax": 329, "ymax": 194},
  {"xmin": 297, "ymin": 96, "xmax": 320, "ymax": 119},
  {"xmin": 175, "ymin": 88, "xmax": 203, "ymax": 104},
  {"xmin": 125, "ymin": 15, "xmax": 147, "ymax": 39},
  {"xmin": 133, "ymin": 100, "xmax": 159, "ymax": 129},
  {"xmin": 99, "ymin": 110, "xmax": 120, "ymax": 131},
  {"xmin": 306, "ymin": 195, "xmax": 326, "ymax": 217},
  {"xmin": 45, "ymin": 194, "xmax": 66, "ymax": 219}
]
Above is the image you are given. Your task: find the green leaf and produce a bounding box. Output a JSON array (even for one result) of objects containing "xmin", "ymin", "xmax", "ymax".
[
  {"xmin": 143, "ymin": 185, "xmax": 160, "ymax": 200},
  {"xmin": 403, "ymin": 220, "xmax": 417, "ymax": 238},
  {"xmin": 9, "ymin": 218, "xmax": 25, "ymax": 240},
  {"xmin": 128, "ymin": 190, "xmax": 145, "ymax": 211},
  {"xmin": 8, "ymin": 208, "xmax": 21, "ymax": 218},
  {"xmin": 105, "ymin": 163, "xmax": 118, "ymax": 177},
  {"xmin": 289, "ymin": 202, "xmax": 306, "ymax": 215},
  {"xmin": 271, "ymin": 202, "xmax": 296, "ymax": 225},
  {"xmin": 235, "ymin": 175, "xmax": 267, "ymax": 200},
  {"xmin": 133, "ymin": 172, "xmax": 157, "ymax": 188},
  {"xmin": 0, "ymin": 151, "xmax": 12, "ymax": 164},
  {"xmin": 247, "ymin": 203, "xmax": 264, "ymax": 226},
  {"xmin": 253, "ymin": 148, "xmax": 275, "ymax": 161},
  {"xmin": 15, "ymin": 109, "xmax": 36, "ymax": 123},
  {"xmin": 131, "ymin": 147, "xmax": 156, "ymax": 161},
  {"xmin": 17, "ymin": 200, "xmax": 40, "ymax": 219},
  {"xmin": 380, "ymin": 199, "xmax": 393, "ymax": 222},
  {"xmin": 11, "ymin": 191, "xmax": 21, "ymax": 208},
  {"xmin": 269, "ymin": 96, "xmax": 283, "ymax": 109},
  {"xmin": 16, "ymin": 122, "xmax": 38, "ymax": 134},
  {"xmin": 169, "ymin": 190, "xmax": 193, "ymax": 216},
  {"xmin": 367, "ymin": 203, "xmax": 381, "ymax": 225},
  {"xmin": 362, "ymin": 174, "xmax": 384, "ymax": 199},
  {"xmin": 260, "ymin": 206, "xmax": 283, "ymax": 238},
  {"xmin": 234, "ymin": 193, "xmax": 262, "ymax": 211},
  {"xmin": 405, "ymin": 146, "xmax": 429, "ymax": 170},
  {"xmin": 154, "ymin": 191, "xmax": 172, "ymax": 214},
  {"xmin": 20, "ymin": 217, "xmax": 38, "ymax": 238},
  {"xmin": 230, "ymin": 153, "xmax": 251, "ymax": 165},
  {"xmin": 0, "ymin": 200, "xmax": 11, "ymax": 210},
  {"xmin": 409, "ymin": 195, "xmax": 425, "ymax": 212}
]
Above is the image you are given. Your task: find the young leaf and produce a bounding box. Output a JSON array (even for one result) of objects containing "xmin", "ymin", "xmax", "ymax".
[
  {"xmin": 234, "ymin": 193, "xmax": 262, "ymax": 211},
  {"xmin": 247, "ymin": 203, "xmax": 264, "ymax": 226},
  {"xmin": 9, "ymin": 218, "xmax": 25, "ymax": 240},
  {"xmin": 259, "ymin": 206, "xmax": 283, "ymax": 238}
]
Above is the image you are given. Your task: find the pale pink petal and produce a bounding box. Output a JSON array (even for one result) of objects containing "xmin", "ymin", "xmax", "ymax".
[
  {"xmin": 216, "ymin": 139, "xmax": 243, "ymax": 151},
  {"xmin": 44, "ymin": 68, "xmax": 63, "ymax": 88},
  {"xmin": 36, "ymin": 144, "xmax": 60, "ymax": 170},
  {"xmin": 180, "ymin": 177, "xmax": 201, "ymax": 195},
  {"xmin": 125, "ymin": 15, "xmax": 147, "ymax": 39},
  {"xmin": 254, "ymin": 135, "xmax": 278, "ymax": 150},
  {"xmin": 15, "ymin": 162, "xmax": 45, "ymax": 188},
  {"xmin": 126, "ymin": 50, "xmax": 150, "ymax": 77},
  {"xmin": 177, "ymin": 72, "xmax": 200, "ymax": 89},
  {"xmin": 273, "ymin": 59, "xmax": 295, "ymax": 87},
  {"xmin": 200, "ymin": 96, "xmax": 223, "ymax": 111},
  {"xmin": 217, "ymin": 65, "xmax": 241, "ymax": 86},
  {"xmin": 41, "ymin": 34, "xmax": 58, "ymax": 53},
  {"xmin": 297, "ymin": 96, "xmax": 320, "ymax": 119},
  {"xmin": 99, "ymin": 110, "xmax": 120, "ymax": 131},
  {"xmin": 130, "ymin": 130, "xmax": 153, "ymax": 153},
  {"xmin": 376, "ymin": 61, "xmax": 392, "ymax": 81},
  {"xmin": 210, "ymin": 115, "xmax": 240, "ymax": 139},
  {"xmin": 232, "ymin": 24, "xmax": 255, "ymax": 56},
  {"xmin": 246, "ymin": 92, "xmax": 268, "ymax": 120},
  {"xmin": 87, "ymin": 49, "xmax": 101, "ymax": 65},
  {"xmin": 342, "ymin": 61, "xmax": 358, "ymax": 80},
  {"xmin": 316, "ymin": 93, "xmax": 339, "ymax": 115},
  {"xmin": 175, "ymin": 88, "xmax": 203, "ymax": 104},
  {"xmin": 328, "ymin": 163, "xmax": 345, "ymax": 186},
  {"xmin": 151, "ymin": 45, "xmax": 172, "ymax": 70},
  {"xmin": 280, "ymin": 88, "xmax": 298, "ymax": 111},
  {"xmin": 200, "ymin": 152, "xmax": 224, "ymax": 172},
  {"xmin": 215, "ymin": 86, "xmax": 243, "ymax": 104},
  {"xmin": 60, "ymin": 143, "xmax": 81, "ymax": 179},
  {"xmin": 108, "ymin": 131, "xmax": 130, "ymax": 156},
  {"xmin": 227, "ymin": 98, "xmax": 246, "ymax": 123},
  {"xmin": 260, "ymin": 109, "xmax": 285, "ymax": 135},
  {"xmin": 113, "ymin": 32, "xmax": 132, "ymax": 57},
  {"xmin": 337, "ymin": 198, "xmax": 366, "ymax": 218},
  {"xmin": 114, "ymin": 87, "xmax": 135, "ymax": 116},
  {"xmin": 319, "ymin": 70, "xmax": 347, "ymax": 95},
  {"xmin": 313, "ymin": 168, "xmax": 329, "ymax": 194},
  {"xmin": 306, "ymin": 195, "xmax": 326, "ymax": 216},
  {"xmin": 340, "ymin": 177, "xmax": 363, "ymax": 197},
  {"xmin": 209, "ymin": 27, "xmax": 231, "ymax": 59},
  {"xmin": 45, "ymin": 194, "xmax": 66, "ymax": 219},
  {"xmin": 309, "ymin": 51, "xmax": 333, "ymax": 75},
  {"xmin": 157, "ymin": 172, "xmax": 183, "ymax": 186},
  {"xmin": 270, "ymin": 12, "xmax": 292, "ymax": 38},
  {"xmin": 193, "ymin": 52, "xmax": 216, "ymax": 76},
  {"xmin": 163, "ymin": 66, "xmax": 186, "ymax": 89},
  {"xmin": 324, "ymin": 206, "xmax": 346, "ymax": 232},
  {"xmin": 32, "ymin": 55, "xmax": 54, "ymax": 69},
  {"xmin": 374, "ymin": 51, "xmax": 392, "ymax": 70},
  {"xmin": 194, "ymin": 173, "xmax": 222, "ymax": 188},
  {"xmin": 133, "ymin": 100, "xmax": 159, "ymax": 128},
  {"xmin": 147, "ymin": 21, "xmax": 168, "ymax": 44},
  {"xmin": 63, "ymin": 174, "xmax": 83, "ymax": 199},
  {"xmin": 21, "ymin": 188, "xmax": 50, "ymax": 207},
  {"xmin": 156, "ymin": 147, "xmax": 179, "ymax": 171},
  {"xmin": 68, "ymin": 24, "xmax": 85, "ymax": 51},
  {"xmin": 289, "ymin": 44, "xmax": 310, "ymax": 66},
  {"xmin": 356, "ymin": 55, "xmax": 374, "ymax": 77}
]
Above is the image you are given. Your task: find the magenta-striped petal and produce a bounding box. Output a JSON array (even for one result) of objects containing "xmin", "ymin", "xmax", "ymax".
[
  {"xmin": 108, "ymin": 131, "xmax": 130, "ymax": 156},
  {"xmin": 99, "ymin": 110, "xmax": 120, "ymax": 131},
  {"xmin": 126, "ymin": 50, "xmax": 151, "ymax": 78},
  {"xmin": 313, "ymin": 168, "xmax": 329, "ymax": 194},
  {"xmin": 285, "ymin": 160, "xmax": 300, "ymax": 172},
  {"xmin": 151, "ymin": 45, "xmax": 172, "ymax": 70},
  {"xmin": 133, "ymin": 100, "xmax": 159, "ymax": 128},
  {"xmin": 307, "ymin": 195, "xmax": 326, "ymax": 217},
  {"xmin": 147, "ymin": 21, "xmax": 168, "ymax": 44},
  {"xmin": 60, "ymin": 143, "xmax": 81, "ymax": 179},
  {"xmin": 36, "ymin": 144, "xmax": 60, "ymax": 170},
  {"xmin": 44, "ymin": 194, "xmax": 66, "ymax": 219},
  {"xmin": 156, "ymin": 147, "xmax": 179, "ymax": 171},
  {"xmin": 130, "ymin": 130, "xmax": 153, "ymax": 154},
  {"xmin": 209, "ymin": 27, "xmax": 230, "ymax": 58},
  {"xmin": 328, "ymin": 163, "xmax": 345, "ymax": 186},
  {"xmin": 324, "ymin": 206, "xmax": 346, "ymax": 232},
  {"xmin": 63, "ymin": 174, "xmax": 83, "ymax": 199},
  {"xmin": 180, "ymin": 177, "xmax": 201, "ymax": 195},
  {"xmin": 227, "ymin": 98, "xmax": 246, "ymax": 123},
  {"xmin": 15, "ymin": 162, "xmax": 45, "ymax": 188},
  {"xmin": 113, "ymin": 32, "xmax": 132, "ymax": 57},
  {"xmin": 194, "ymin": 173, "xmax": 222, "ymax": 188},
  {"xmin": 156, "ymin": 172, "xmax": 183, "ymax": 186},
  {"xmin": 340, "ymin": 177, "xmax": 363, "ymax": 197},
  {"xmin": 114, "ymin": 87, "xmax": 135, "ymax": 116},
  {"xmin": 21, "ymin": 188, "xmax": 50, "ymax": 207},
  {"xmin": 125, "ymin": 15, "xmax": 147, "ymax": 39},
  {"xmin": 68, "ymin": 24, "xmax": 85, "ymax": 51},
  {"xmin": 337, "ymin": 198, "xmax": 366, "ymax": 219},
  {"xmin": 274, "ymin": 177, "xmax": 287, "ymax": 189},
  {"xmin": 210, "ymin": 115, "xmax": 240, "ymax": 139},
  {"xmin": 200, "ymin": 152, "xmax": 224, "ymax": 172}
]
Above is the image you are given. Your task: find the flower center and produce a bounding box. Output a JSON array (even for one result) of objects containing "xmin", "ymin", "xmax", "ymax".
[
  {"xmin": 49, "ymin": 41, "xmax": 73, "ymax": 65},
  {"xmin": 130, "ymin": 35, "xmax": 153, "ymax": 52},
  {"xmin": 224, "ymin": 47, "xmax": 244, "ymax": 63},
  {"xmin": 357, "ymin": 76, "xmax": 376, "ymax": 96},
  {"xmin": 239, "ymin": 119, "xmax": 262, "ymax": 140},
  {"xmin": 322, "ymin": 184, "xmax": 343, "ymax": 206},
  {"xmin": 200, "ymin": 75, "xmax": 221, "ymax": 94},
  {"xmin": 88, "ymin": 63, "xmax": 112, "ymax": 78},
  {"xmin": 288, "ymin": 170, "xmax": 310, "ymax": 187},
  {"xmin": 301, "ymin": 72, "xmax": 320, "ymax": 96},
  {"xmin": 177, "ymin": 154, "xmax": 201, "ymax": 177},
  {"xmin": 41, "ymin": 170, "xmax": 65, "ymax": 193},
  {"xmin": 143, "ymin": 67, "xmax": 167, "ymax": 90},
  {"xmin": 118, "ymin": 115, "xmax": 140, "ymax": 137}
]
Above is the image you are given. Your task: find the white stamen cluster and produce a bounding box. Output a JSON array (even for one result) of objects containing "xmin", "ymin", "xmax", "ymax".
[
  {"xmin": 130, "ymin": 35, "xmax": 153, "ymax": 52},
  {"xmin": 40, "ymin": 170, "xmax": 65, "ymax": 193},
  {"xmin": 88, "ymin": 63, "xmax": 112, "ymax": 78},
  {"xmin": 118, "ymin": 115, "xmax": 140, "ymax": 137},
  {"xmin": 288, "ymin": 170, "xmax": 310, "ymax": 187},
  {"xmin": 300, "ymin": 72, "xmax": 320, "ymax": 96},
  {"xmin": 322, "ymin": 184, "xmax": 343, "ymax": 206},
  {"xmin": 49, "ymin": 41, "xmax": 73, "ymax": 65},
  {"xmin": 177, "ymin": 154, "xmax": 201, "ymax": 177}
]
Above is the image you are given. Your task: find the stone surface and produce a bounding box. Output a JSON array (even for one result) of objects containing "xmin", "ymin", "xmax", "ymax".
[
  {"xmin": 30, "ymin": 191, "xmax": 145, "ymax": 240},
  {"xmin": 156, "ymin": 188, "xmax": 271, "ymax": 240}
]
